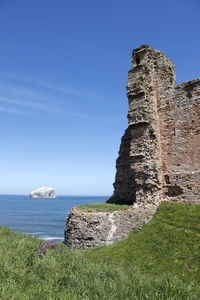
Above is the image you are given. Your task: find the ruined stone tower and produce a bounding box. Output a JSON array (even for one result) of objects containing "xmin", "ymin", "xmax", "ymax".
[
  {"xmin": 108, "ymin": 45, "xmax": 200, "ymax": 208},
  {"xmin": 65, "ymin": 45, "xmax": 200, "ymax": 249}
]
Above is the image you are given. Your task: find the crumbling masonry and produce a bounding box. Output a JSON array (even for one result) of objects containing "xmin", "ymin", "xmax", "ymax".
[
  {"xmin": 65, "ymin": 45, "xmax": 200, "ymax": 249},
  {"xmin": 108, "ymin": 45, "xmax": 200, "ymax": 208}
]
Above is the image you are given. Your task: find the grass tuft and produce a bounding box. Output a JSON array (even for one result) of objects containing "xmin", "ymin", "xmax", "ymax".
[{"xmin": 77, "ymin": 201, "xmax": 131, "ymax": 211}]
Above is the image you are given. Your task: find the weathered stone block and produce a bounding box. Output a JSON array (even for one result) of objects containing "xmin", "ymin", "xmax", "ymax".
[{"xmin": 64, "ymin": 207, "xmax": 154, "ymax": 249}]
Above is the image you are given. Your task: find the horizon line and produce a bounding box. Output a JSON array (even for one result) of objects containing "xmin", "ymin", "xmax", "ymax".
[{"xmin": 0, "ymin": 193, "xmax": 111, "ymax": 197}]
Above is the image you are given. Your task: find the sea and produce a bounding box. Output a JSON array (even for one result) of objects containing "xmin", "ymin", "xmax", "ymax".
[{"xmin": 0, "ymin": 194, "xmax": 108, "ymax": 243}]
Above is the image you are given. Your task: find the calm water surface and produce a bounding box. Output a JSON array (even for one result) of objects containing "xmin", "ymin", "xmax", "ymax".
[{"xmin": 0, "ymin": 195, "xmax": 108, "ymax": 242}]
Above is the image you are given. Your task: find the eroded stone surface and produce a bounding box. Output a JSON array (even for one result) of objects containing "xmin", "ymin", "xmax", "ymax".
[
  {"xmin": 108, "ymin": 45, "xmax": 200, "ymax": 207},
  {"xmin": 64, "ymin": 45, "xmax": 200, "ymax": 250},
  {"xmin": 64, "ymin": 207, "xmax": 154, "ymax": 249}
]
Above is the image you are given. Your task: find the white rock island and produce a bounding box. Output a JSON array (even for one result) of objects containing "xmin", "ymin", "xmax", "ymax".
[{"xmin": 29, "ymin": 187, "xmax": 56, "ymax": 199}]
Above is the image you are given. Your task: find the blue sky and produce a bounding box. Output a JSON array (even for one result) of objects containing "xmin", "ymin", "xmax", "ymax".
[{"xmin": 0, "ymin": 0, "xmax": 199, "ymax": 195}]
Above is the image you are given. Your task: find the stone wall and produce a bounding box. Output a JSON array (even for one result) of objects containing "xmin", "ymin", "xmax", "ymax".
[
  {"xmin": 64, "ymin": 45, "xmax": 200, "ymax": 250},
  {"xmin": 159, "ymin": 79, "xmax": 200, "ymax": 203},
  {"xmin": 108, "ymin": 45, "xmax": 200, "ymax": 207},
  {"xmin": 64, "ymin": 207, "xmax": 154, "ymax": 249}
]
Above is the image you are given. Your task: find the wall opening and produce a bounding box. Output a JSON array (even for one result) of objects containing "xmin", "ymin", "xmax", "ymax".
[
  {"xmin": 164, "ymin": 175, "xmax": 170, "ymax": 184},
  {"xmin": 166, "ymin": 185, "xmax": 183, "ymax": 197},
  {"xmin": 136, "ymin": 55, "xmax": 140, "ymax": 65}
]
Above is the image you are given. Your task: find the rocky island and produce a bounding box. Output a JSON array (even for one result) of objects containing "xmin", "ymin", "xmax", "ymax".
[{"xmin": 29, "ymin": 187, "xmax": 56, "ymax": 198}]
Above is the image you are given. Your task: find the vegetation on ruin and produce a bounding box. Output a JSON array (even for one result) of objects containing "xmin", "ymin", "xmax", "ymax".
[
  {"xmin": 77, "ymin": 201, "xmax": 131, "ymax": 211},
  {"xmin": 0, "ymin": 201, "xmax": 200, "ymax": 299}
]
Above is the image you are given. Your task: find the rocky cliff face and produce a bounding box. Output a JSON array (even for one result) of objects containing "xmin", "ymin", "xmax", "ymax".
[{"xmin": 64, "ymin": 207, "xmax": 154, "ymax": 249}]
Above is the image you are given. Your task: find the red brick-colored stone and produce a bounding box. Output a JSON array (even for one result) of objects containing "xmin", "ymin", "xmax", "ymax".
[{"xmin": 108, "ymin": 45, "xmax": 200, "ymax": 208}]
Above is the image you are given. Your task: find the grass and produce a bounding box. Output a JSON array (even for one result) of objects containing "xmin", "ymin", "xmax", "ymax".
[
  {"xmin": 0, "ymin": 201, "xmax": 200, "ymax": 299},
  {"xmin": 77, "ymin": 201, "xmax": 131, "ymax": 211},
  {"xmin": 86, "ymin": 202, "xmax": 200, "ymax": 282}
]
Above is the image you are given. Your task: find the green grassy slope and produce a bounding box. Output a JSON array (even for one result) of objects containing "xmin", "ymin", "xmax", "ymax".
[
  {"xmin": 0, "ymin": 202, "xmax": 199, "ymax": 299},
  {"xmin": 86, "ymin": 202, "xmax": 200, "ymax": 282}
]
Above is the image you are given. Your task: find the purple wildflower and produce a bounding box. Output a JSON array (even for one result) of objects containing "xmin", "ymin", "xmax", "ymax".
[{"xmin": 38, "ymin": 240, "xmax": 57, "ymax": 256}]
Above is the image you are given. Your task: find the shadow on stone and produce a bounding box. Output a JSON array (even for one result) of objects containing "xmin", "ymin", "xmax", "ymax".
[{"xmin": 107, "ymin": 127, "xmax": 136, "ymax": 205}]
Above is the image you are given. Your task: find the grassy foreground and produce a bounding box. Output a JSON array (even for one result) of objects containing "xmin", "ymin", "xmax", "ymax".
[{"xmin": 0, "ymin": 202, "xmax": 200, "ymax": 299}]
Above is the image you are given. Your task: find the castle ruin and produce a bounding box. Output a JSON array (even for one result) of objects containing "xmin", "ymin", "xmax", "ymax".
[
  {"xmin": 108, "ymin": 45, "xmax": 200, "ymax": 208},
  {"xmin": 65, "ymin": 45, "xmax": 200, "ymax": 249}
]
